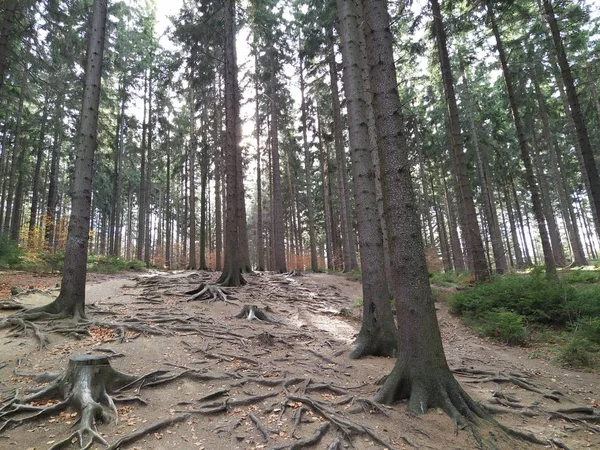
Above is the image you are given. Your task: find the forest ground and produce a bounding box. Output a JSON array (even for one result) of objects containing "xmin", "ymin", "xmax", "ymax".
[{"xmin": 0, "ymin": 270, "xmax": 599, "ymax": 450}]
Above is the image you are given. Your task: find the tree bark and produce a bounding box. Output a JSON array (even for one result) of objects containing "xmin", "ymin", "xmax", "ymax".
[
  {"xmin": 299, "ymin": 50, "xmax": 318, "ymax": 272},
  {"xmin": 363, "ymin": 0, "xmax": 485, "ymax": 423},
  {"xmin": 337, "ymin": 0, "xmax": 397, "ymax": 359},
  {"xmin": 487, "ymin": 0, "xmax": 556, "ymax": 278},
  {"xmin": 31, "ymin": 0, "xmax": 108, "ymax": 320},
  {"xmin": 217, "ymin": 0, "xmax": 245, "ymax": 286},
  {"xmin": 432, "ymin": 0, "xmax": 488, "ymax": 281},
  {"xmin": 542, "ymin": 0, "xmax": 600, "ymax": 242},
  {"xmin": 460, "ymin": 62, "xmax": 507, "ymax": 274},
  {"xmin": 269, "ymin": 66, "xmax": 287, "ymax": 273},
  {"xmin": 329, "ymin": 44, "xmax": 358, "ymax": 272}
]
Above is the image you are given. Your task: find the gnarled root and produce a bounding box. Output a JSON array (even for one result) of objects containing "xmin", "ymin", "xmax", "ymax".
[
  {"xmin": 186, "ymin": 283, "xmax": 235, "ymax": 303},
  {"xmin": 349, "ymin": 331, "xmax": 397, "ymax": 360},
  {"xmin": 234, "ymin": 305, "xmax": 277, "ymax": 323},
  {"xmin": 0, "ymin": 355, "xmax": 163, "ymax": 448},
  {"xmin": 373, "ymin": 363, "xmax": 488, "ymax": 427}
]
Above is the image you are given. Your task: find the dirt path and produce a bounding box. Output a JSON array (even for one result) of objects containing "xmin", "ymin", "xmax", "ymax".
[{"xmin": 0, "ymin": 270, "xmax": 598, "ymax": 450}]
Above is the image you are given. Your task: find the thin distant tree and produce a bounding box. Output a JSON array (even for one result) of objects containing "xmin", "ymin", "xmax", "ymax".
[
  {"xmin": 431, "ymin": 0, "xmax": 488, "ymax": 281},
  {"xmin": 542, "ymin": 0, "xmax": 600, "ymax": 241},
  {"xmin": 486, "ymin": 0, "xmax": 556, "ymax": 278}
]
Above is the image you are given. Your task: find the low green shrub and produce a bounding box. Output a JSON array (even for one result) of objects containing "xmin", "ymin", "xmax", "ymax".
[
  {"xmin": 576, "ymin": 317, "xmax": 600, "ymax": 345},
  {"xmin": 558, "ymin": 336, "xmax": 599, "ymax": 369},
  {"xmin": 87, "ymin": 255, "xmax": 146, "ymax": 273},
  {"xmin": 563, "ymin": 270, "xmax": 600, "ymax": 284},
  {"xmin": 429, "ymin": 270, "xmax": 472, "ymax": 288},
  {"xmin": 0, "ymin": 234, "xmax": 22, "ymax": 268},
  {"xmin": 449, "ymin": 272, "xmax": 575, "ymax": 325},
  {"xmin": 477, "ymin": 310, "xmax": 528, "ymax": 345}
]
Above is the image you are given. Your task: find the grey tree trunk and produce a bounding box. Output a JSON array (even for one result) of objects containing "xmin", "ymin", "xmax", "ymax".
[
  {"xmin": 255, "ymin": 55, "xmax": 265, "ymax": 271},
  {"xmin": 137, "ymin": 72, "xmax": 148, "ymax": 262},
  {"xmin": 299, "ymin": 50, "xmax": 318, "ymax": 272},
  {"xmin": 432, "ymin": 0, "xmax": 488, "ymax": 280},
  {"xmin": 28, "ymin": 97, "xmax": 50, "ymax": 246},
  {"xmin": 460, "ymin": 63, "xmax": 507, "ymax": 274},
  {"xmin": 329, "ymin": 43, "xmax": 358, "ymax": 272},
  {"xmin": 31, "ymin": 0, "xmax": 108, "ymax": 320},
  {"xmin": 363, "ymin": 0, "xmax": 485, "ymax": 423},
  {"xmin": 217, "ymin": 0, "xmax": 245, "ymax": 286},
  {"xmin": 269, "ymin": 70, "xmax": 287, "ymax": 273},
  {"xmin": 317, "ymin": 109, "xmax": 335, "ymax": 271},
  {"xmin": 487, "ymin": 0, "xmax": 556, "ymax": 278},
  {"xmin": 337, "ymin": 0, "xmax": 397, "ymax": 359},
  {"xmin": 188, "ymin": 81, "xmax": 197, "ymax": 270},
  {"xmin": 543, "ymin": 0, "xmax": 600, "ymax": 242},
  {"xmin": 532, "ymin": 72, "xmax": 586, "ymax": 265}
]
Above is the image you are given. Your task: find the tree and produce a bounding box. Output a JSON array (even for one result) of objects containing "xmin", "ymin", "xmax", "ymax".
[
  {"xmin": 431, "ymin": 0, "xmax": 489, "ymax": 281},
  {"xmin": 217, "ymin": 0, "xmax": 246, "ymax": 287},
  {"xmin": 486, "ymin": 0, "xmax": 556, "ymax": 278},
  {"xmin": 336, "ymin": 0, "xmax": 397, "ymax": 358},
  {"xmin": 359, "ymin": 0, "xmax": 485, "ymax": 423},
  {"xmin": 19, "ymin": 0, "xmax": 108, "ymax": 320},
  {"xmin": 542, "ymin": 0, "xmax": 600, "ymax": 241}
]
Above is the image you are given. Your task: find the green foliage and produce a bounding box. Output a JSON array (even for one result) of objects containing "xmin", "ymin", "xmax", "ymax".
[
  {"xmin": 563, "ymin": 270, "xmax": 600, "ymax": 284},
  {"xmin": 575, "ymin": 317, "xmax": 600, "ymax": 345},
  {"xmin": 0, "ymin": 234, "xmax": 22, "ymax": 268},
  {"xmin": 474, "ymin": 310, "xmax": 528, "ymax": 345},
  {"xmin": 449, "ymin": 272, "xmax": 576, "ymax": 325},
  {"xmin": 87, "ymin": 255, "xmax": 146, "ymax": 274},
  {"xmin": 558, "ymin": 336, "xmax": 599, "ymax": 369},
  {"xmin": 429, "ymin": 270, "xmax": 472, "ymax": 288}
]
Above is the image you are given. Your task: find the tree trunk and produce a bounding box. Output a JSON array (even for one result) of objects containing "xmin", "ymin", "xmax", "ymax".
[
  {"xmin": 200, "ymin": 104, "xmax": 209, "ymax": 270},
  {"xmin": 166, "ymin": 138, "xmax": 172, "ymax": 269},
  {"xmin": 329, "ymin": 43, "xmax": 358, "ymax": 272},
  {"xmin": 487, "ymin": 0, "xmax": 556, "ymax": 278},
  {"xmin": 188, "ymin": 81, "xmax": 197, "ymax": 270},
  {"xmin": 269, "ymin": 68, "xmax": 287, "ymax": 274},
  {"xmin": 299, "ymin": 51, "xmax": 318, "ymax": 272},
  {"xmin": 255, "ymin": 55, "xmax": 265, "ymax": 271},
  {"xmin": 443, "ymin": 174, "xmax": 464, "ymax": 271},
  {"xmin": 542, "ymin": 0, "xmax": 600, "ymax": 242},
  {"xmin": 30, "ymin": 0, "xmax": 108, "ymax": 320},
  {"xmin": 336, "ymin": 0, "xmax": 397, "ymax": 359},
  {"xmin": 460, "ymin": 62, "xmax": 507, "ymax": 274},
  {"xmin": 363, "ymin": 0, "xmax": 485, "ymax": 423},
  {"xmin": 28, "ymin": 97, "xmax": 50, "ymax": 246},
  {"xmin": 317, "ymin": 109, "xmax": 335, "ymax": 271},
  {"xmin": 432, "ymin": 0, "xmax": 488, "ymax": 281},
  {"xmin": 110, "ymin": 81, "xmax": 126, "ymax": 257},
  {"xmin": 137, "ymin": 72, "xmax": 148, "ymax": 262},
  {"xmin": 217, "ymin": 0, "xmax": 245, "ymax": 286},
  {"xmin": 533, "ymin": 72, "xmax": 587, "ymax": 265}
]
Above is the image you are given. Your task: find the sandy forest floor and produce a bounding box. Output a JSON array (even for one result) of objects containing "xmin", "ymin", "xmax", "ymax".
[{"xmin": 0, "ymin": 270, "xmax": 599, "ymax": 450}]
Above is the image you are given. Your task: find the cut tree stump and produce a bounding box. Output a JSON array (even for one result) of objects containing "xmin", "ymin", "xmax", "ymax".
[
  {"xmin": 0, "ymin": 354, "xmax": 168, "ymax": 449},
  {"xmin": 234, "ymin": 305, "xmax": 277, "ymax": 323}
]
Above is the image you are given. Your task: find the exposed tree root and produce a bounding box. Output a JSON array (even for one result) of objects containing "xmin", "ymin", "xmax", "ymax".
[
  {"xmin": 285, "ymin": 392, "xmax": 394, "ymax": 448},
  {"xmin": 234, "ymin": 305, "xmax": 277, "ymax": 323},
  {"xmin": 272, "ymin": 422, "xmax": 330, "ymax": 450},
  {"xmin": 0, "ymin": 299, "xmax": 25, "ymax": 310},
  {"xmin": 186, "ymin": 283, "xmax": 236, "ymax": 303},
  {"xmin": 0, "ymin": 355, "xmax": 169, "ymax": 449},
  {"xmin": 1, "ymin": 317, "xmax": 49, "ymax": 348},
  {"xmin": 105, "ymin": 413, "xmax": 191, "ymax": 450}
]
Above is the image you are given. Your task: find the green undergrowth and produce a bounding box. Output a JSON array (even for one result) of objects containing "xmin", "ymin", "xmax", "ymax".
[
  {"xmin": 86, "ymin": 255, "xmax": 146, "ymax": 273},
  {"xmin": 0, "ymin": 234, "xmax": 22, "ymax": 268},
  {"xmin": 1, "ymin": 245, "xmax": 145, "ymax": 274},
  {"xmin": 441, "ymin": 268, "xmax": 600, "ymax": 370}
]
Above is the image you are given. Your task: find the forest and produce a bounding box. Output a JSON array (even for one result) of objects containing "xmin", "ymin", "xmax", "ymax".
[{"xmin": 0, "ymin": 0, "xmax": 600, "ymax": 449}]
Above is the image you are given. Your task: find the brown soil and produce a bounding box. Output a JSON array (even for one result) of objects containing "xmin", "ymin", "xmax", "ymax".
[{"xmin": 0, "ymin": 270, "xmax": 598, "ymax": 450}]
